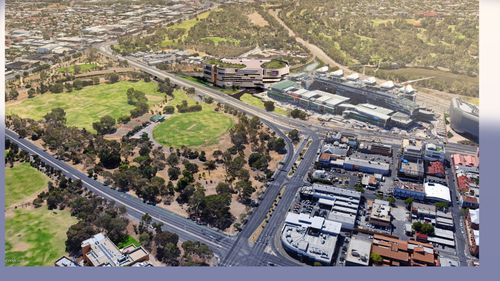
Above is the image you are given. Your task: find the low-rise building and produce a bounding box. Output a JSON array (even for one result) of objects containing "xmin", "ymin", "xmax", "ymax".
[
  {"xmin": 426, "ymin": 161, "xmax": 445, "ymax": 178},
  {"xmin": 393, "ymin": 182, "xmax": 425, "ymax": 201},
  {"xmin": 424, "ymin": 182, "xmax": 451, "ymax": 203},
  {"xmin": 300, "ymin": 184, "xmax": 361, "ymax": 230},
  {"xmin": 369, "ymin": 200, "xmax": 391, "ymax": 227},
  {"xmin": 371, "ymin": 234, "xmax": 439, "ymax": 266},
  {"xmin": 359, "ymin": 142, "xmax": 393, "ymax": 156},
  {"xmin": 203, "ymin": 58, "xmax": 289, "ymax": 89},
  {"xmin": 423, "ymin": 143, "xmax": 445, "ymax": 162},
  {"xmin": 402, "ymin": 139, "xmax": 423, "ymax": 162},
  {"xmin": 81, "ymin": 233, "xmax": 150, "ymax": 267},
  {"xmin": 54, "ymin": 256, "xmax": 79, "ymax": 267},
  {"xmin": 343, "ymin": 157, "xmax": 391, "ymax": 176},
  {"xmin": 345, "ymin": 236, "xmax": 372, "ymax": 266},
  {"xmin": 398, "ymin": 159, "xmax": 425, "ymax": 179},
  {"xmin": 281, "ymin": 213, "xmax": 342, "ymax": 264}
]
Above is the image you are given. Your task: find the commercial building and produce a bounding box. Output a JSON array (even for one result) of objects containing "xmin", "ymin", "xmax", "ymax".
[
  {"xmin": 343, "ymin": 157, "xmax": 391, "ymax": 176},
  {"xmin": 345, "ymin": 236, "xmax": 372, "ymax": 266},
  {"xmin": 203, "ymin": 58, "xmax": 289, "ymax": 89},
  {"xmin": 371, "ymin": 234, "xmax": 439, "ymax": 266},
  {"xmin": 449, "ymin": 97, "xmax": 479, "ymax": 141},
  {"xmin": 309, "ymin": 72, "xmax": 423, "ymax": 118},
  {"xmin": 402, "ymin": 139, "xmax": 423, "ymax": 162},
  {"xmin": 268, "ymin": 81, "xmax": 350, "ymax": 115},
  {"xmin": 460, "ymin": 195, "xmax": 479, "ymax": 209},
  {"xmin": 435, "ymin": 211, "xmax": 455, "ymax": 230},
  {"xmin": 423, "ymin": 143, "xmax": 446, "ymax": 162},
  {"xmin": 300, "ymin": 184, "xmax": 361, "ymax": 230},
  {"xmin": 393, "ymin": 182, "xmax": 425, "ymax": 201},
  {"xmin": 281, "ymin": 212, "xmax": 342, "ymax": 264},
  {"xmin": 398, "ymin": 159, "xmax": 425, "ymax": 179},
  {"xmin": 411, "ymin": 202, "xmax": 436, "ymax": 221},
  {"xmin": 359, "ymin": 142, "xmax": 393, "ymax": 157},
  {"xmin": 340, "ymin": 103, "xmax": 394, "ymax": 128},
  {"xmin": 423, "ymin": 182, "xmax": 451, "ymax": 203},
  {"xmin": 369, "ymin": 200, "xmax": 392, "ymax": 227},
  {"xmin": 81, "ymin": 233, "xmax": 150, "ymax": 267},
  {"xmin": 426, "ymin": 161, "xmax": 445, "ymax": 178}
]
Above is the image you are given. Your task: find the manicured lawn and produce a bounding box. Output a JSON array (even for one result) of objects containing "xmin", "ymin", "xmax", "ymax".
[
  {"xmin": 5, "ymin": 207, "xmax": 77, "ymax": 266},
  {"xmin": 202, "ymin": 36, "xmax": 240, "ymax": 46},
  {"xmin": 5, "ymin": 162, "xmax": 49, "ymax": 208},
  {"xmin": 240, "ymin": 94, "xmax": 289, "ymax": 116},
  {"xmin": 7, "ymin": 81, "xmax": 166, "ymax": 132},
  {"xmin": 153, "ymin": 90, "xmax": 234, "ymax": 147},
  {"xmin": 117, "ymin": 235, "xmax": 140, "ymax": 249},
  {"xmin": 58, "ymin": 63, "xmax": 97, "ymax": 74}
]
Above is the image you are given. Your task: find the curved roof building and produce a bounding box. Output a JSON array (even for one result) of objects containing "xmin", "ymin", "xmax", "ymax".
[{"xmin": 449, "ymin": 97, "xmax": 479, "ymax": 141}]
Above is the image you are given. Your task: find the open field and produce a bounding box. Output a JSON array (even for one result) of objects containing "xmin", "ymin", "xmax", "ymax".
[
  {"xmin": 6, "ymin": 81, "xmax": 166, "ymax": 132},
  {"xmin": 362, "ymin": 67, "xmax": 479, "ymax": 97},
  {"xmin": 58, "ymin": 63, "xmax": 97, "ymax": 74},
  {"xmin": 5, "ymin": 208, "xmax": 77, "ymax": 266},
  {"xmin": 240, "ymin": 93, "xmax": 289, "ymax": 116},
  {"xmin": 201, "ymin": 36, "xmax": 240, "ymax": 46},
  {"xmin": 153, "ymin": 89, "xmax": 234, "ymax": 147},
  {"xmin": 5, "ymin": 162, "xmax": 49, "ymax": 208},
  {"xmin": 161, "ymin": 10, "xmax": 214, "ymax": 47}
]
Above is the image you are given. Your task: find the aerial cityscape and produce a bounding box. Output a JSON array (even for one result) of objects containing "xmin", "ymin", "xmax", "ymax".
[{"xmin": 3, "ymin": 0, "xmax": 479, "ymax": 268}]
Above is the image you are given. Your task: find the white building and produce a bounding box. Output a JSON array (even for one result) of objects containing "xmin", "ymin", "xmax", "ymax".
[
  {"xmin": 424, "ymin": 143, "xmax": 446, "ymax": 162},
  {"xmin": 281, "ymin": 213, "xmax": 342, "ymax": 264},
  {"xmin": 424, "ymin": 182, "xmax": 451, "ymax": 203}
]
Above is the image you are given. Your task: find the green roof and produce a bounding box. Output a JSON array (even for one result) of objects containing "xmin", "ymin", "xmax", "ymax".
[
  {"xmin": 261, "ymin": 59, "xmax": 288, "ymax": 69},
  {"xmin": 204, "ymin": 58, "xmax": 245, "ymax": 69}
]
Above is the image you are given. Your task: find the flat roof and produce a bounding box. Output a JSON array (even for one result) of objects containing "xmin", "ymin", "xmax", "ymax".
[
  {"xmin": 345, "ymin": 236, "xmax": 372, "ymax": 266},
  {"xmin": 424, "ymin": 182, "xmax": 451, "ymax": 203},
  {"xmin": 344, "ymin": 157, "xmax": 390, "ymax": 170}
]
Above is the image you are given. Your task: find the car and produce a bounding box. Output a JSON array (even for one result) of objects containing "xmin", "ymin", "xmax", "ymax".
[{"xmin": 267, "ymin": 262, "xmax": 276, "ymax": 266}]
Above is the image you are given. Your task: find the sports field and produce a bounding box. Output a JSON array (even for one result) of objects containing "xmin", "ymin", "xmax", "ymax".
[
  {"xmin": 58, "ymin": 63, "xmax": 97, "ymax": 74},
  {"xmin": 153, "ymin": 89, "xmax": 234, "ymax": 147},
  {"xmin": 5, "ymin": 208, "xmax": 77, "ymax": 266},
  {"xmin": 6, "ymin": 81, "xmax": 165, "ymax": 132},
  {"xmin": 5, "ymin": 162, "xmax": 49, "ymax": 208},
  {"xmin": 239, "ymin": 94, "xmax": 289, "ymax": 116}
]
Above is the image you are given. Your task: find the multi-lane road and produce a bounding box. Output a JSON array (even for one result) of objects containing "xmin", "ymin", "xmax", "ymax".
[{"xmin": 4, "ymin": 40, "xmax": 479, "ymax": 267}]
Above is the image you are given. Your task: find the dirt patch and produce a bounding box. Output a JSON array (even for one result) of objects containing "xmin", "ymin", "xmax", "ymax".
[{"xmin": 247, "ymin": 11, "xmax": 269, "ymax": 27}]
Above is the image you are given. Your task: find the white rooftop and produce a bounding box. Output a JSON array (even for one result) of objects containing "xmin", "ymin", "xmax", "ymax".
[{"xmin": 424, "ymin": 182, "xmax": 451, "ymax": 203}]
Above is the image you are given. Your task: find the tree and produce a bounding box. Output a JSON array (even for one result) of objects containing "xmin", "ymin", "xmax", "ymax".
[
  {"xmin": 66, "ymin": 222, "xmax": 97, "ymax": 255},
  {"xmin": 49, "ymin": 83, "xmax": 64, "ymax": 93},
  {"xmin": 44, "ymin": 108, "xmax": 66, "ymax": 125},
  {"xmin": 235, "ymin": 180, "xmax": 255, "ymax": 204},
  {"xmin": 290, "ymin": 108, "xmax": 307, "ymax": 120},
  {"xmin": 99, "ymin": 141, "xmax": 122, "ymax": 169},
  {"xmin": 166, "ymin": 153, "xmax": 179, "ymax": 167},
  {"xmin": 74, "ymin": 64, "xmax": 81, "ymax": 74},
  {"xmin": 92, "ymin": 115, "xmax": 116, "ymax": 135},
  {"xmin": 435, "ymin": 202, "xmax": 449, "ymax": 210},
  {"xmin": 287, "ymin": 129, "xmax": 300, "ymax": 143},
  {"xmin": 387, "ymin": 196, "xmax": 396, "ymax": 205},
  {"xmin": 370, "ymin": 253, "xmax": 382, "ymax": 264},
  {"xmin": 248, "ymin": 152, "xmax": 268, "ymax": 171},
  {"xmin": 404, "ymin": 197, "xmax": 414, "ymax": 209},
  {"xmin": 27, "ymin": 88, "xmax": 36, "ymax": 98},
  {"xmin": 154, "ymin": 231, "xmax": 180, "ymax": 265},
  {"xmin": 168, "ymin": 166, "xmax": 181, "ymax": 180},
  {"xmin": 107, "ymin": 73, "xmax": 120, "ymax": 83},
  {"xmin": 163, "ymin": 105, "xmax": 175, "ymax": 114},
  {"xmin": 216, "ymin": 182, "xmax": 232, "ymax": 195},
  {"xmin": 263, "ymin": 100, "xmax": 275, "ymax": 111}
]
